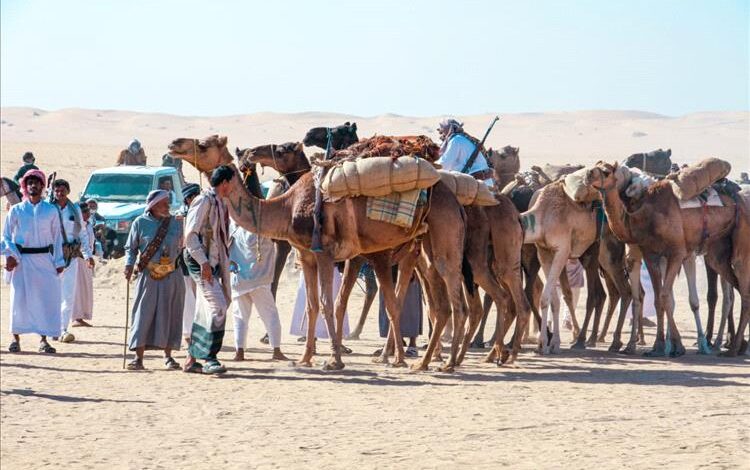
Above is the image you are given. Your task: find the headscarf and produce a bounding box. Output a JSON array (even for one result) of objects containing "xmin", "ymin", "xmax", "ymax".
[
  {"xmin": 182, "ymin": 183, "xmax": 201, "ymax": 203},
  {"xmin": 19, "ymin": 169, "xmax": 46, "ymax": 200},
  {"xmin": 145, "ymin": 189, "xmax": 169, "ymax": 213},
  {"xmin": 128, "ymin": 139, "xmax": 142, "ymax": 156},
  {"xmin": 438, "ymin": 118, "xmax": 464, "ymax": 154}
]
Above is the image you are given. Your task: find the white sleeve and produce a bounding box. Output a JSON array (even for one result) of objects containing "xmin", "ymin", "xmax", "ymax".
[
  {"xmin": 185, "ymin": 195, "xmax": 210, "ymax": 266},
  {"xmin": 1, "ymin": 208, "xmax": 20, "ymax": 261}
]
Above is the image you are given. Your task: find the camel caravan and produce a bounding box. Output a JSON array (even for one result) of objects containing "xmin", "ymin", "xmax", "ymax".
[{"xmin": 164, "ymin": 120, "xmax": 749, "ymax": 371}]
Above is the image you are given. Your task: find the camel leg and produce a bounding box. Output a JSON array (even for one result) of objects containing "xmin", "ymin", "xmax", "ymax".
[
  {"xmin": 537, "ymin": 247, "xmax": 568, "ymax": 355},
  {"xmin": 348, "ymin": 264, "xmax": 377, "ymax": 340},
  {"xmin": 315, "ymin": 254, "xmax": 345, "ymax": 370},
  {"xmin": 457, "ymin": 283, "xmax": 490, "ymax": 365},
  {"xmin": 705, "ymin": 262, "xmax": 719, "ymax": 345},
  {"xmin": 642, "ymin": 254, "xmax": 669, "ymax": 356},
  {"xmin": 597, "ymin": 270, "xmax": 620, "ymax": 342},
  {"xmin": 412, "ymin": 258, "xmax": 450, "ymax": 371},
  {"xmin": 270, "ymin": 240, "xmax": 292, "ymax": 299},
  {"xmin": 332, "ymin": 257, "xmax": 364, "ymax": 358},
  {"xmin": 572, "ymin": 242, "xmax": 605, "ymax": 349},
  {"xmin": 683, "ymin": 255, "xmax": 710, "ymax": 354},
  {"xmin": 726, "ymin": 256, "xmax": 750, "ymax": 358},
  {"xmin": 659, "ymin": 254, "xmax": 687, "ymax": 357},
  {"xmin": 471, "ymin": 293, "xmax": 494, "ymax": 348},
  {"xmin": 713, "ymin": 279, "xmax": 734, "ymax": 353},
  {"xmin": 497, "ymin": 267, "xmax": 531, "ymax": 366},
  {"xmin": 297, "ymin": 255, "xmax": 320, "ymax": 367}
]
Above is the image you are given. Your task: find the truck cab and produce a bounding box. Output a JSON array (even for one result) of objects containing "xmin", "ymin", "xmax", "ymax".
[{"xmin": 81, "ymin": 166, "xmax": 184, "ymax": 254}]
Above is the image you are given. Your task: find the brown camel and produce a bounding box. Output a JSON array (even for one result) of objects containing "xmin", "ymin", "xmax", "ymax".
[
  {"xmin": 243, "ymin": 141, "xmax": 532, "ymax": 367},
  {"xmin": 584, "ymin": 161, "xmax": 743, "ymax": 356},
  {"xmin": 170, "ymin": 135, "xmax": 471, "ymax": 371},
  {"xmin": 487, "ymin": 145, "xmax": 520, "ymax": 189},
  {"xmin": 239, "ymin": 143, "xmax": 379, "ymax": 342}
]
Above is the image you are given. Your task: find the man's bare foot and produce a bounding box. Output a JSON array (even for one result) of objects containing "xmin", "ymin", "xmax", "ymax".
[
  {"xmin": 233, "ymin": 349, "xmax": 245, "ymax": 361},
  {"xmin": 72, "ymin": 319, "xmax": 92, "ymax": 327},
  {"xmin": 272, "ymin": 349, "xmax": 289, "ymax": 361}
]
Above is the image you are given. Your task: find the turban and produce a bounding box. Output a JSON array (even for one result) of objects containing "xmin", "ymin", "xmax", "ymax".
[
  {"xmin": 182, "ymin": 183, "xmax": 201, "ymax": 202},
  {"xmin": 145, "ymin": 189, "xmax": 169, "ymax": 213},
  {"xmin": 19, "ymin": 169, "xmax": 47, "ymax": 200},
  {"xmin": 128, "ymin": 139, "xmax": 142, "ymax": 155}
]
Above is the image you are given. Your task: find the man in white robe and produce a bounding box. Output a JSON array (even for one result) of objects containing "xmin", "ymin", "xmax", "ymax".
[
  {"xmin": 2, "ymin": 170, "xmax": 65, "ymax": 353},
  {"xmin": 71, "ymin": 201, "xmax": 95, "ymax": 327},
  {"xmin": 228, "ymin": 221, "xmax": 289, "ymax": 361},
  {"xmin": 51, "ymin": 179, "xmax": 94, "ymax": 342},
  {"xmin": 436, "ymin": 118, "xmax": 494, "ymax": 187}
]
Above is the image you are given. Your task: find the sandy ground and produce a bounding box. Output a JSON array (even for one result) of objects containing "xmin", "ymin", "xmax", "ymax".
[{"xmin": 1, "ymin": 108, "xmax": 748, "ymax": 469}]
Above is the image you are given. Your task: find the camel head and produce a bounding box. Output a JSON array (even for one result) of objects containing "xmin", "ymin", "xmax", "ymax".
[
  {"xmin": 303, "ymin": 122, "xmax": 359, "ymax": 150},
  {"xmin": 488, "ymin": 145, "xmax": 521, "ymax": 175},
  {"xmin": 168, "ymin": 135, "xmax": 233, "ymax": 173},
  {"xmin": 585, "ymin": 161, "xmax": 620, "ymax": 191},
  {"xmin": 237, "ymin": 142, "xmax": 307, "ymax": 175}
]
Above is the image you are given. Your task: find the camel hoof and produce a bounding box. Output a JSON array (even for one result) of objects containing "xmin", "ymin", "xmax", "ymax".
[
  {"xmin": 296, "ymin": 360, "xmax": 314, "ymax": 368},
  {"xmin": 608, "ymin": 341, "xmax": 623, "ymax": 353},
  {"xmin": 596, "ymin": 335, "xmax": 607, "ymax": 343},
  {"xmin": 585, "ymin": 337, "xmax": 597, "ymax": 347},
  {"xmin": 437, "ymin": 364, "xmax": 455, "ymax": 373},
  {"xmin": 387, "ymin": 360, "xmax": 408, "ymax": 368},
  {"xmin": 638, "ymin": 339, "xmax": 647, "ymax": 346},
  {"xmin": 570, "ymin": 341, "xmax": 586, "ymax": 350},
  {"xmin": 696, "ymin": 336, "xmax": 711, "ymax": 355},
  {"xmin": 619, "ymin": 343, "xmax": 637, "ymax": 355},
  {"xmin": 549, "ymin": 342, "xmax": 561, "ymax": 354},
  {"xmin": 371, "ymin": 355, "xmax": 389, "ymax": 364},
  {"xmin": 431, "ymin": 354, "xmax": 444, "ymax": 363},
  {"xmin": 410, "ymin": 363, "xmax": 429, "ymax": 372},
  {"xmin": 644, "ymin": 344, "xmax": 666, "ymax": 357},
  {"xmin": 321, "ymin": 360, "xmax": 345, "ymax": 371},
  {"xmin": 669, "ymin": 343, "xmax": 686, "ymax": 358}
]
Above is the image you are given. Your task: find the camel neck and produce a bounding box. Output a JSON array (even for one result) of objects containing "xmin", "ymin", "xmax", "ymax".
[
  {"xmin": 217, "ymin": 167, "xmax": 291, "ymax": 241},
  {"xmin": 282, "ymin": 157, "xmax": 311, "ymax": 186},
  {"xmin": 600, "ymin": 186, "xmax": 634, "ymax": 243}
]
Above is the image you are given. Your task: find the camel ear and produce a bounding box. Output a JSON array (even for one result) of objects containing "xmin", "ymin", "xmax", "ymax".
[
  {"xmin": 295, "ymin": 142, "xmax": 304, "ymax": 152},
  {"xmin": 515, "ymin": 146, "xmax": 520, "ymax": 154},
  {"xmin": 218, "ymin": 136, "xmax": 228, "ymax": 147},
  {"xmin": 351, "ymin": 122, "xmax": 357, "ymax": 132},
  {"xmin": 666, "ymin": 148, "xmax": 672, "ymax": 156},
  {"xmin": 612, "ymin": 161, "xmax": 619, "ymax": 169},
  {"xmin": 235, "ymin": 147, "xmax": 242, "ymax": 157}
]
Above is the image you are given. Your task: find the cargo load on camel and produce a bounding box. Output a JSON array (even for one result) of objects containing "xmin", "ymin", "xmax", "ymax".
[
  {"xmin": 332, "ymin": 135, "xmax": 440, "ymax": 161},
  {"xmin": 667, "ymin": 157, "xmax": 732, "ymax": 201},
  {"xmin": 438, "ymin": 170, "xmax": 498, "ymax": 206}
]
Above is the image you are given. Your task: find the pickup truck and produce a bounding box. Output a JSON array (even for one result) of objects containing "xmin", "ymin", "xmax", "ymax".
[{"xmin": 80, "ymin": 166, "xmax": 184, "ymax": 255}]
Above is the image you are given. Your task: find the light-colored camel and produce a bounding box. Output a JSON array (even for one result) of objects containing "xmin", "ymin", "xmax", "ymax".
[
  {"xmin": 170, "ymin": 135, "xmax": 470, "ymax": 371},
  {"xmin": 585, "ymin": 161, "xmax": 742, "ymax": 356},
  {"xmin": 487, "ymin": 146, "xmax": 520, "ymax": 190},
  {"xmin": 1, "ymin": 177, "xmax": 22, "ymax": 209},
  {"xmin": 243, "ymin": 141, "xmax": 532, "ymax": 366}
]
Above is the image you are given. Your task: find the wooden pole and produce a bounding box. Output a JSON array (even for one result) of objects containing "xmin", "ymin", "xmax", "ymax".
[{"xmin": 122, "ymin": 279, "xmax": 130, "ymax": 369}]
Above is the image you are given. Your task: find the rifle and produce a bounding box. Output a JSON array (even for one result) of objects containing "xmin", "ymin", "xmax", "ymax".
[
  {"xmin": 46, "ymin": 171, "xmax": 57, "ymax": 203},
  {"xmin": 460, "ymin": 116, "xmax": 500, "ymax": 174}
]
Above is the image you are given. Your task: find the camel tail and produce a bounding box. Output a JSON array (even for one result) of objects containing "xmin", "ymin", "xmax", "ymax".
[{"xmin": 462, "ymin": 255, "xmax": 475, "ymax": 295}]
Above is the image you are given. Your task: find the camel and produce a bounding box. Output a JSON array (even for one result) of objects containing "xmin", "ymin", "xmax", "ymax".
[
  {"xmin": 303, "ymin": 122, "xmax": 359, "ymax": 150},
  {"xmin": 584, "ymin": 161, "xmax": 744, "ymax": 356},
  {"xmin": 170, "ymin": 135, "xmax": 471, "ymax": 371},
  {"xmin": 1, "ymin": 176, "xmax": 22, "ymax": 209},
  {"xmin": 487, "ymin": 146, "xmax": 520, "ymax": 189},
  {"xmin": 238, "ymin": 142, "xmax": 380, "ymax": 341},
  {"xmin": 243, "ymin": 139, "xmax": 531, "ymax": 367}
]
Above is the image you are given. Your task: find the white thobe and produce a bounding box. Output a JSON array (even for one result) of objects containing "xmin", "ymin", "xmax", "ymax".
[
  {"xmin": 437, "ymin": 134, "xmax": 494, "ymax": 187},
  {"xmin": 2, "ymin": 200, "xmax": 65, "ymax": 336},
  {"xmin": 228, "ymin": 223, "xmax": 283, "ymax": 348},
  {"xmin": 72, "ymin": 220, "xmax": 95, "ymax": 321},
  {"xmin": 56, "ymin": 202, "xmax": 93, "ymax": 331}
]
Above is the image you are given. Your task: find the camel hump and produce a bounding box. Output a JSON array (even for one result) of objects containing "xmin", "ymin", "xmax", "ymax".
[{"xmin": 667, "ymin": 158, "xmax": 732, "ymax": 201}]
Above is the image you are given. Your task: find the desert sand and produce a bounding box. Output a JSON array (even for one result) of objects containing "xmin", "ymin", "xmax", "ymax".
[{"xmin": 0, "ymin": 108, "xmax": 748, "ymax": 469}]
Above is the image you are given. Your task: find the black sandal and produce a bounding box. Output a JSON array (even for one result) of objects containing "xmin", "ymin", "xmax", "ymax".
[
  {"xmin": 165, "ymin": 357, "xmax": 180, "ymax": 370},
  {"xmin": 38, "ymin": 342, "xmax": 56, "ymax": 354},
  {"xmin": 126, "ymin": 359, "xmax": 144, "ymax": 370},
  {"xmin": 8, "ymin": 341, "xmax": 20, "ymax": 353},
  {"xmin": 183, "ymin": 361, "xmax": 203, "ymax": 374}
]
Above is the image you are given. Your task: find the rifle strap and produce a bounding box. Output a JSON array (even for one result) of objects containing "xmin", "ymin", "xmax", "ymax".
[{"xmin": 136, "ymin": 217, "xmax": 171, "ymax": 274}]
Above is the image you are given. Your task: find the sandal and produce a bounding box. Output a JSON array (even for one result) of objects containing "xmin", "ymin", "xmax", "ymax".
[
  {"xmin": 183, "ymin": 361, "xmax": 204, "ymax": 374},
  {"xmin": 38, "ymin": 342, "xmax": 56, "ymax": 354},
  {"xmin": 126, "ymin": 359, "xmax": 144, "ymax": 370},
  {"xmin": 341, "ymin": 345, "xmax": 352, "ymax": 354},
  {"xmin": 165, "ymin": 357, "xmax": 180, "ymax": 370},
  {"xmin": 259, "ymin": 333, "xmax": 269, "ymax": 344},
  {"xmin": 8, "ymin": 341, "xmax": 20, "ymax": 353},
  {"xmin": 203, "ymin": 360, "xmax": 227, "ymax": 375},
  {"xmin": 60, "ymin": 332, "xmax": 75, "ymax": 343},
  {"xmin": 405, "ymin": 346, "xmax": 419, "ymax": 358}
]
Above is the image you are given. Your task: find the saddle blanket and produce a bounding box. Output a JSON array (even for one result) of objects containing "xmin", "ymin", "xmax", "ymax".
[
  {"xmin": 678, "ymin": 187, "xmax": 723, "ymax": 209},
  {"xmin": 366, "ymin": 188, "xmax": 426, "ymax": 228}
]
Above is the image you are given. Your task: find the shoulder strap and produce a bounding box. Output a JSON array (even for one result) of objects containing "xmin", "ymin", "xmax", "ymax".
[
  {"xmin": 55, "ymin": 205, "xmax": 70, "ymax": 244},
  {"xmin": 136, "ymin": 217, "xmax": 172, "ymax": 273}
]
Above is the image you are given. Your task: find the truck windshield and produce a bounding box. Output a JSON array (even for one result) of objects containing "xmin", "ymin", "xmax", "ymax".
[{"xmin": 82, "ymin": 174, "xmax": 153, "ymax": 202}]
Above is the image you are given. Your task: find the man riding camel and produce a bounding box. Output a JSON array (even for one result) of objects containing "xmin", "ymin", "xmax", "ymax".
[{"xmin": 436, "ymin": 118, "xmax": 494, "ymax": 187}]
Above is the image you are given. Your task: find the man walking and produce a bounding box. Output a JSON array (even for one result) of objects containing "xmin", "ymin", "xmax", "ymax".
[
  {"xmin": 52, "ymin": 179, "xmax": 94, "ymax": 342},
  {"xmin": 183, "ymin": 167, "xmax": 232, "ymax": 374},
  {"xmin": 2, "ymin": 170, "xmax": 65, "ymax": 353}
]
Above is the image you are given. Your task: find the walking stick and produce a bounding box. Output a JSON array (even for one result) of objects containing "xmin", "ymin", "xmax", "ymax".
[{"xmin": 122, "ymin": 278, "xmax": 130, "ymax": 369}]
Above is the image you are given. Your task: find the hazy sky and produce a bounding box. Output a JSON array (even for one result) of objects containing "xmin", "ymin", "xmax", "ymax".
[{"xmin": 1, "ymin": 0, "xmax": 748, "ymax": 116}]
